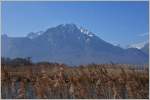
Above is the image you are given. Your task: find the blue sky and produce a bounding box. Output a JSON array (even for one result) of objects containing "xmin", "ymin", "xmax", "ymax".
[{"xmin": 2, "ymin": 1, "xmax": 149, "ymax": 48}]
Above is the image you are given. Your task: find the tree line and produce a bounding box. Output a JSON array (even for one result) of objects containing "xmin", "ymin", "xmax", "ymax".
[{"xmin": 1, "ymin": 57, "xmax": 32, "ymax": 66}]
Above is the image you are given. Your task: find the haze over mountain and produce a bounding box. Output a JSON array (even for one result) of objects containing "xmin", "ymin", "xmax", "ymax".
[{"xmin": 1, "ymin": 24, "xmax": 148, "ymax": 65}]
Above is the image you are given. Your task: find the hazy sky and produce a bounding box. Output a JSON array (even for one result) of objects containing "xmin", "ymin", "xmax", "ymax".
[{"xmin": 2, "ymin": 1, "xmax": 149, "ymax": 47}]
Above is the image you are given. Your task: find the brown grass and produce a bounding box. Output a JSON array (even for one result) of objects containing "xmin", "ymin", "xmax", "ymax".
[{"xmin": 1, "ymin": 63, "xmax": 149, "ymax": 99}]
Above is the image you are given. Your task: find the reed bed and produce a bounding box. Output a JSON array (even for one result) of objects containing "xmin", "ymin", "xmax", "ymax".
[{"xmin": 1, "ymin": 64, "xmax": 149, "ymax": 99}]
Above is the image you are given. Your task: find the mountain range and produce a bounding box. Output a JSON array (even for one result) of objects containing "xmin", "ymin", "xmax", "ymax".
[{"xmin": 1, "ymin": 24, "xmax": 149, "ymax": 65}]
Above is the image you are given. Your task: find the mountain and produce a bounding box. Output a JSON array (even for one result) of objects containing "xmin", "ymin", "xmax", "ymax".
[
  {"xmin": 141, "ymin": 43, "xmax": 149, "ymax": 55},
  {"xmin": 127, "ymin": 41, "xmax": 149, "ymax": 55},
  {"xmin": 1, "ymin": 24, "xmax": 148, "ymax": 65}
]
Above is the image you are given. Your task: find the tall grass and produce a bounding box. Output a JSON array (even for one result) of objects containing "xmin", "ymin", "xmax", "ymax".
[{"xmin": 1, "ymin": 64, "xmax": 149, "ymax": 99}]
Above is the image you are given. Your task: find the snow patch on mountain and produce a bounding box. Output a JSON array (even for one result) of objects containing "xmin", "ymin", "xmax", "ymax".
[{"xmin": 79, "ymin": 27, "xmax": 94, "ymax": 37}]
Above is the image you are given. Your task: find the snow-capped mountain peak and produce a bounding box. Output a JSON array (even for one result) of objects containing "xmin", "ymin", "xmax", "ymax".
[
  {"xmin": 47, "ymin": 24, "xmax": 95, "ymax": 38},
  {"xmin": 57, "ymin": 23, "xmax": 77, "ymax": 30}
]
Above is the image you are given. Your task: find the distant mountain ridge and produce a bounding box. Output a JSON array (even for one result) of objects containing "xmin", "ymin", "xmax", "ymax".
[
  {"xmin": 1, "ymin": 24, "xmax": 149, "ymax": 65},
  {"xmin": 127, "ymin": 41, "xmax": 149, "ymax": 55},
  {"xmin": 141, "ymin": 43, "xmax": 149, "ymax": 55}
]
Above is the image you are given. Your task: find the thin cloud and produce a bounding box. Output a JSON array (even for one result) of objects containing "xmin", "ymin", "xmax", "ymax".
[{"xmin": 138, "ymin": 32, "xmax": 149, "ymax": 37}]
